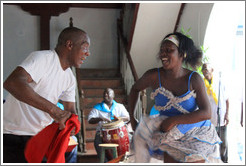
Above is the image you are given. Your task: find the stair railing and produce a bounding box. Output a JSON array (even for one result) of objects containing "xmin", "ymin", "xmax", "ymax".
[
  {"xmin": 117, "ymin": 4, "xmax": 147, "ymax": 121},
  {"xmin": 72, "ymin": 67, "xmax": 87, "ymax": 153}
]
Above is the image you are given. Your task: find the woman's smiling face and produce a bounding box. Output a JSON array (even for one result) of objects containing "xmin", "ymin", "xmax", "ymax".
[{"xmin": 159, "ymin": 40, "xmax": 182, "ymax": 70}]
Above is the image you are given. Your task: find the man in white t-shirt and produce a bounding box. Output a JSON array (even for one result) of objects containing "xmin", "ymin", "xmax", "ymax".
[
  {"xmin": 88, "ymin": 88, "xmax": 130, "ymax": 162},
  {"xmin": 202, "ymin": 63, "xmax": 229, "ymax": 163},
  {"xmin": 3, "ymin": 27, "xmax": 90, "ymax": 163}
]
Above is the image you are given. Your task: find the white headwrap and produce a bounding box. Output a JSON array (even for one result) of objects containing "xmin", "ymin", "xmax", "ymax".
[{"xmin": 163, "ymin": 35, "xmax": 179, "ymax": 47}]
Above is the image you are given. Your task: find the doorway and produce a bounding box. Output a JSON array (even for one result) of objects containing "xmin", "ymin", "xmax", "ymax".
[{"xmin": 203, "ymin": 1, "xmax": 245, "ymax": 164}]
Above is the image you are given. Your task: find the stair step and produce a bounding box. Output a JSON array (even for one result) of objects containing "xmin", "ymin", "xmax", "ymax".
[
  {"xmin": 79, "ymin": 79, "xmax": 123, "ymax": 88},
  {"xmin": 77, "ymin": 68, "xmax": 121, "ymax": 78},
  {"xmin": 86, "ymin": 126, "xmax": 97, "ymax": 131},
  {"xmin": 82, "ymin": 88, "xmax": 125, "ymax": 97},
  {"xmin": 78, "ymin": 150, "xmax": 97, "ymax": 156},
  {"xmin": 76, "ymin": 68, "xmax": 128, "ymax": 155},
  {"xmin": 84, "ymin": 121, "xmax": 97, "ymax": 129},
  {"xmin": 86, "ymin": 129, "xmax": 96, "ymax": 139},
  {"xmin": 77, "ymin": 150, "xmax": 99, "ymax": 163},
  {"xmin": 84, "ymin": 141, "xmax": 96, "ymax": 152},
  {"xmin": 82, "ymin": 108, "xmax": 94, "ymax": 117},
  {"xmin": 87, "ymin": 140, "xmax": 96, "ymax": 147},
  {"xmin": 84, "ymin": 129, "xmax": 97, "ymax": 153},
  {"xmin": 86, "ymin": 138, "xmax": 95, "ymax": 143}
]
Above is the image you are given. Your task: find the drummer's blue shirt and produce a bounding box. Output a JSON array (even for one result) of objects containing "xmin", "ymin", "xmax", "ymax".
[{"xmin": 93, "ymin": 100, "xmax": 117, "ymax": 120}]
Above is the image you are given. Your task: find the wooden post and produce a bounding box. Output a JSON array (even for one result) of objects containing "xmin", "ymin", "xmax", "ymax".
[{"xmin": 40, "ymin": 14, "xmax": 51, "ymax": 50}]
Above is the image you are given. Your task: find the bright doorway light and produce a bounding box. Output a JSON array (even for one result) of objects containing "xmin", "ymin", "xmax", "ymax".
[{"xmin": 204, "ymin": 1, "xmax": 245, "ymax": 164}]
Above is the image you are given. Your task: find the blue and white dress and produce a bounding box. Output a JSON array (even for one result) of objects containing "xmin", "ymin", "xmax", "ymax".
[{"xmin": 133, "ymin": 69, "xmax": 222, "ymax": 163}]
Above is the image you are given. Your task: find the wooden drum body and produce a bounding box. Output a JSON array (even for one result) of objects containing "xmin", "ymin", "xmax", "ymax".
[{"xmin": 101, "ymin": 119, "xmax": 129, "ymax": 160}]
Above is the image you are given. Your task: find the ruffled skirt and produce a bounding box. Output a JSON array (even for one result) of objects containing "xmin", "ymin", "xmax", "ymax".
[{"xmin": 133, "ymin": 115, "xmax": 223, "ymax": 163}]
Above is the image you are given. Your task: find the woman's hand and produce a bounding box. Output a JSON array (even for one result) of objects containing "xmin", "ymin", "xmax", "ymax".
[
  {"xmin": 130, "ymin": 116, "xmax": 138, "ymax": 131},
  {"xmin": 160, "ymin": 117, "xmax": 176, "ymax": 132}
]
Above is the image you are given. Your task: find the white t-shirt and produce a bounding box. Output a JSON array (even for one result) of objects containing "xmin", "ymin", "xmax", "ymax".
[
  {"xmin": 88, "ymin": 102, "xmax": 130, "ymax": 131},
  {"xmin": 207, "ymin": 74, "xmax": 229, "ymax": 127},
  {"xmin": 3, "ymin": 50, "xmax": 76, "ymax": 136}
]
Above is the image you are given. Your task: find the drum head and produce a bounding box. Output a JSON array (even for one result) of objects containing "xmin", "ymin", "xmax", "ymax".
[{"xmin": 102, "ymin": 118, "xmax": 124, "ymax": 129}]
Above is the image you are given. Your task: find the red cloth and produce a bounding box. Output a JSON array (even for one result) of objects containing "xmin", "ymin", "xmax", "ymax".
[{"xmin": 24, "ymin": 114, "xmax": 80, "ymax": 163}]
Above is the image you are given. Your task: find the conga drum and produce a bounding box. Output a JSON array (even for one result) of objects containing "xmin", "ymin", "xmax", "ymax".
[{"xmin": 101, "ymin": 118, "xmax": 129, "ymax": 160}]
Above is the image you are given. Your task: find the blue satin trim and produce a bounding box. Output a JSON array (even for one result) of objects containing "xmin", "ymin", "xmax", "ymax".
[
  {"xmin": 149, "ymin": 106, "xmax": 160, "ymax": 116},
  {"xmin": 177, "ymin": 120, "xmax": 212, "ymax": 134}
]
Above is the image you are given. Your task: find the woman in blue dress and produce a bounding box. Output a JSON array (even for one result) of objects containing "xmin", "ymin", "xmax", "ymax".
[{"xmin": 128, "ymin": 32, "xmax": 222, "ymax": 163}]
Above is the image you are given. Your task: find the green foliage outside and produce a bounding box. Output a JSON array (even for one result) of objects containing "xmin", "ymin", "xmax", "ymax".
[{"xmin": 180, "ymin": 27, "xmax": 209, "ymax": 76}]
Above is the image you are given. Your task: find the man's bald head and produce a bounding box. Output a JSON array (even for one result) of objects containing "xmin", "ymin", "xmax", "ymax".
[{"xmin": 57, "ymin": 27, "xmax": 90, "ymax": 47}]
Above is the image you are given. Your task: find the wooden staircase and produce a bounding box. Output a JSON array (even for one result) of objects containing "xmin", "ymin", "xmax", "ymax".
[{"xmin": 75, "ymin": 68, "xmax": 127, "ymax": 163}]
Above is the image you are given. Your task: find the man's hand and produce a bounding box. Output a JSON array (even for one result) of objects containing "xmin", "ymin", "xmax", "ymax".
[
  {"xmin": 224, "ymin": 113, "xmax": 229, "ymax": 126},
  {"xmin": 49, "ymin": 106, "xmax": 72, "ymax": 130},
  {"xmin": 113, "ymin": 115, "xmax": 119, "ymax": 120},
  {"xmin": 101, "ymin": 117, "xmax": 111, "ymax": 123}
]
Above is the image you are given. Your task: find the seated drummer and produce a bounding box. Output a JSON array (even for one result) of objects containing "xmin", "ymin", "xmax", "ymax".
[{"xmin": 88, "ymin": 88, "xmax": 130, "ymax": 162}]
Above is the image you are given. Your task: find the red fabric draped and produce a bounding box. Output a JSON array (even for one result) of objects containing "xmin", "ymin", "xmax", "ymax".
[{"xmin": 24, "ymin": 114, "xmax": 80, "ymax": 163}]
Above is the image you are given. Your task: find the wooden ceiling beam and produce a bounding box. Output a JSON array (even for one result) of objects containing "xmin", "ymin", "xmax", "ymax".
[
  {"xmin": 19, "ymin": 4, "xmax": 70, "ymax": 16},
  {"xmin": 174, "ymin": 3, "xmax": 186, "ymax": 32},
  {"xmin": 4, "ymin": 3, "xmax": 123, "ymax": 13},
  {"xmin": 69, "ymin": 3, "xmax": 124, "ymax": 9}
]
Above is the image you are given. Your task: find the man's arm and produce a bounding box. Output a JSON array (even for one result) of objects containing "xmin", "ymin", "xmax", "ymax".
[
  {"xmin": 4, "ymin": 67, "xmax": 71, "ymax": 129},
  {"xmin": 88, "ymin": 108, "xmax": 111, "ymax": 124},
  {"xmin": 61, "ymin": 101, "xmax": 78, "ymax": 135},
  {"xmin": 120, "ymin": 117, "xmax": 130, "ymax": 122},
  {"xmin": 113, "ymin": 115, "xmax": 129, "ymax": 123},
  {"xmin": 224, "ymin": 99, "xmax": 229, "ymax": 126},
  {"xmin": 61, "ymin": 101, "xmax": 76, "ymax": 114},
  {"xmin": 88, "ymin": 117, "xmax": 110, "ymax": 124}
]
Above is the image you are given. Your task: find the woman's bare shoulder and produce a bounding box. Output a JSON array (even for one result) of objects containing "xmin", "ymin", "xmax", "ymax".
[
  {"xmin": 189, "ymin": 71, "xmax": 204, "ymax": 90},
  {"xmin": 141, "ymin": 68, "xmax": 159, "ymax": 78},
  {"xmin": 135, "ymin": 68, "xmax": 160, "ymax": 90}
]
